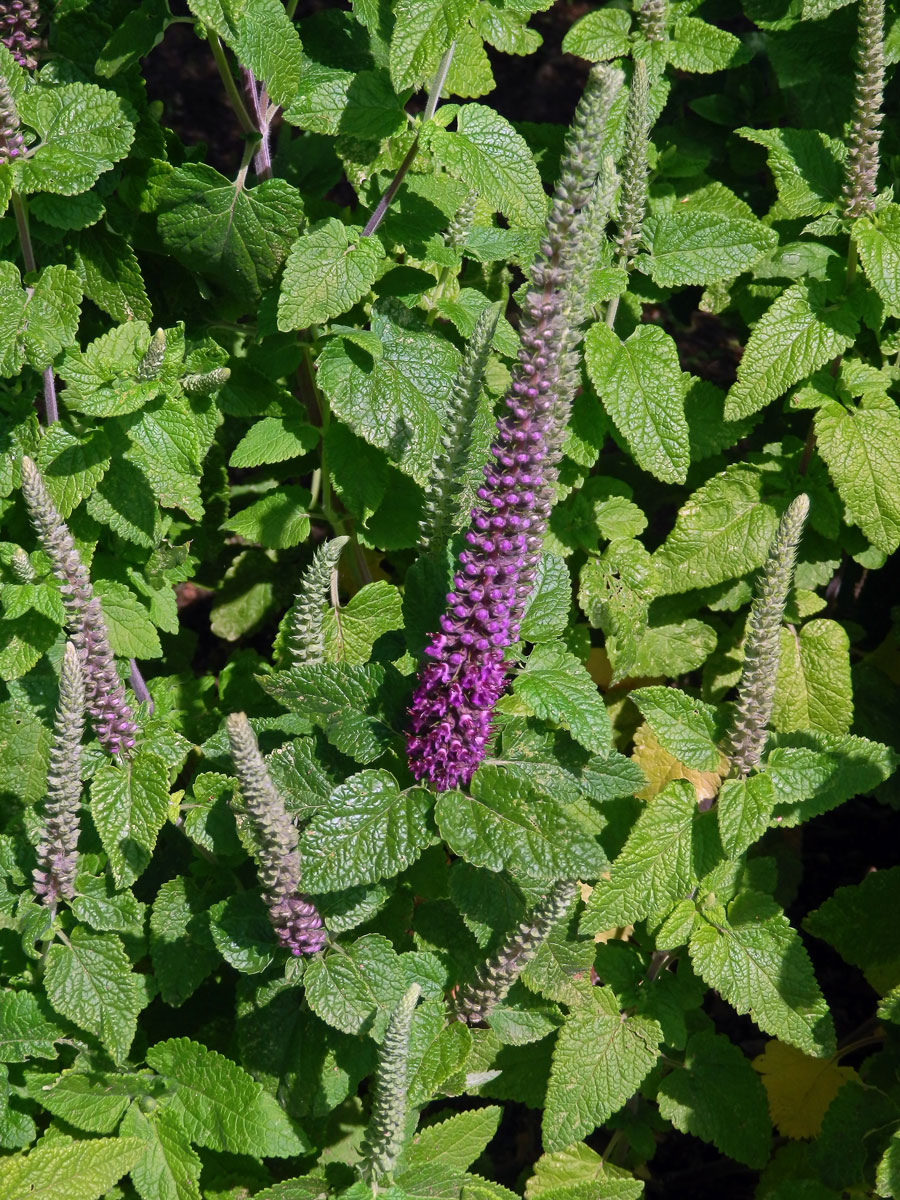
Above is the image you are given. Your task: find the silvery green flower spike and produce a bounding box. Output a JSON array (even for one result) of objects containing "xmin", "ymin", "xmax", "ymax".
[
  {"xmin": 453, "ymin": 879, "xmax": 576, "ymax": 1024},
  {"xmin": 420, "ymin": 303, "xmax": 500, "ymax": 557},
  {"xmin": 181, "ymin": 366, "xmax": 231, "ymax": 396},
  {"xmin": 282, "ymin": 536, "xmax": 350, "ymax": 668},
  {"xmin": 225, "ymin": 712, "xmax": 326, "ymax": 955},
  {"xmin": 10, "ymin": 547, "xmax": 34, "ymax": 582},
  {"xmin": 615, "ymin": 59, "xmax": 651, "ymax": 264},
  {"xmin": 360, "ymin": 983, "xmax": 421, "ymax": 1185},
  {"xmin": 137, "ymin": 329, "xmax": 167, "ymax": 381},
  {"xmin": 20, "ymin": 458, "xmax": 137, "ymax": 758},
  {"xmin": 33, "ymin": 642, "xmax": 85, "ymax": 910},
  {"xmin": 843, "ymin": 0, "xmax": 884, "ymax": 217},
  {"xmin": 637, "ymin": 0, "xmax": 667, "ymax": 41},
  {"xmin": 726, "ymin": 494, "xmax": 810, "ymax": 777}
]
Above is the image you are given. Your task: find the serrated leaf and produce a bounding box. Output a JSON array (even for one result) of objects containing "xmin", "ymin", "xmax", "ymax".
[
  {"xmin": 0, "ymin": 990, "xmax": 61, "ymax": 1062},
  {"xmin": 580, "ymin": 780, "xmax": 720, "ymax": 933},
  {"xmin": 667, "ymin": 17, "xmax": 745, "ymax": 71},
  {"xmin": 752, "ymin": 1039, "xmax": 855, "ymax": 1140},
  {"xmin": 770, "ymin": 618, "xmax": 852, "ymax": 736},
  {"xmin": 90, "ymin": 750, "xmax": 169, "ymax": 888},
  {"xmin": 389, "ymin": 0, "xmax": 475, "ymax": 90},
  {"xmin": 526, "ymin": 1144, "xmax": 644, "ymax": 1200},
  {"xmin": 317, "ymin": 305, "xmax": 460, "ymax": 485},
  {"xmin": 70, "ymin": 871, "xmax": 145, "ymax": 933},
  {"xmin": 435, "ymin": 765, "xmax": 607, "ymax": 885},
  {"xmin": 35, "ymin": 423, "xmax": 111, "ymax": 519},
  {"xmin": 86, "ymin": 459, "xmax": 157, "ymax": 548},
  {"xmin": 16, "ymin": 81, "xmax": 135, "ymax": 196},
  {"xmin": 652, "ymin": 463, "xmax": 779, "ymax": 595},
  {"xmin": 689, "ymin": 893, "xmax": 835, "ymax": 1057},
  {"xmin": 123, "ymin": 394, "xmax": 205, "ymax": 521},
  {"xmin": 323, "ymin": 580, "xmax": 403, "ymax": 665},
  {"xmin": 519, "ymin": 555, "xmax": 571, "ymax": 643},
  {"xmin": 725, "ymin": 282, "xmax": 858, "ymax": 420},
  {"xmin": 61, "ymin": 322, "xmax": 156, "ymax": 418},
  {"xmin": 521, "ymin": 922, "xmax": 595, "ymax": 1007},
  {"xmin": 146, "ymin": 1037, "xmax": 307, "ymax": 1156},
  {"xmin": 303, "ymin": 933, "xmax": 408, "ymax": 1038},
  {"xmin": 767, "ymin": 730, "xmax": 897, "ymax": 826},
  {"xmin": 44, "ymin": 928, "xmax": 143, "ymax": 1064},
  {"xmin": 193, "ymin": 0, "xmax": 303, "ymax": 108},
  {"xmin": 562, "ymin": 9, "xmax": 631, "ymax": 60},
  {"xmin": 426, "ymin": 104, "xmax": 546, "ymax": 228},
  {"xmin": 658, "ymin": 1032, "xmax": 771, "ymax": 1167},
  {"xmin": 278, "ymin": 220, "xmax": 383, "ymax": 331},
  {"xmin": 229, "ymin": 415, "xmax": 319, "ymax": 468},
  {"xmin": 640, "ymin": 211, "xmax": 776, "ymax": 287},
  {"xmin": 23, "ymin": 264, "xmax": 84, "ymax": 369},
  {"xmin": 814, "ymin": 396, "xmax": 900, "ymax": 554},
  {"xmin": 543, "ymin": 986, "xmax": 661, "ymax": 1151},
  {"xmin": 853, "ymin": 203, "xmax": 900, "ymax": 312},
  {"xmin": 738, "ymin": 127, "xmax": 844, "ymax": 219},
  {"xmin": 94, "ymin": 580, "xmax": 162, "ymax": 659},
  {"xmin": 514, "ymin": 642, "xmax": 611, "ymax": 755},
  {"xmin": 208, "ymin": 891, "xmax": 274, "ymax": 974},
  {"xmin": 157, "ymin": 166, "xmax": 304, "ymax": 299},
  {"xmin": 25, "ymin": 1070, "xmax": 132, "ymax": 1133},
  {"xmin": 223, "ymin": 486, "xmax": 311, "ymax": 550},
  {"xmin": 717, "ymin": 773, "xmax": 776, "ymax": 858},
  {"xmin": 405, "ymin": 1106, "xmax": 502, "ymax": 1173},
  {"xmin": 120, "ymin": 1103, "xmax": 202, "ymax": 1200},
  {"xmin": 149, "ymin": 877, "xmax": 221, "ymax": 1008},
  {"xmin": 804, "ymin": 867, "xmax": 900, "ymax": 993},
  {"xmin": 299, "ymin": 770, "xmax": 436, "ymax": 891},
  {"xmin": 284, "ymin": 65, "xmax": 407, "ymax": 138},
  {"xmin": 584, "ymin": 323, "xmax": 690, "ymax": 485},
  {"xmin": 73, "ymin": 225, "xmax": 153, "ymax": 323},
  {"xmin": 0, "ymin": 1133, "xmax": 145, "ymax": 1200},
  {"xmin": 630, "ymin": 687, "xmax": 720, "ymax": 771},
  {"xmin": 877, "ymin": 1131, "xmax": 900, "ymax": 1197}
]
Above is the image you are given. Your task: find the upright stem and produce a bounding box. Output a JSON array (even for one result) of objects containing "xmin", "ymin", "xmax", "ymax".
[
  {"xmin": 12, "ymin": 190, "xmax": 59, "ymax": 423},
  {"xmin": 243, "ymin": 68, "xmax": 275, "ymax": 181},
  {"xmin": 208, "ymin": 32, "xmax": 257, "ymax": 138},
  {"xmin": 128, "ymin": 660, "xmax": 154, "ymax": 714}
]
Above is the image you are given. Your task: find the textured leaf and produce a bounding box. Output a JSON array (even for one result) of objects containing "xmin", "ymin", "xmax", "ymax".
[
  {"xmin": 804, "ymin": 867, "xmax": 900, "ymax": 993},
  {"xmin": 44, "ymin": 928, "xmax": 143, "ymax": 1064},
  {"xmin": 303, "ymin": 933, "xmax": 407, "ymax": 1038},
  {"xmin": 436, "ymin": 765, "xmax": 607, "ymax": 885},
  {"xmin": 667, "ymin": 17, "xmax": 746, "ymax": 72},
  {"xmin": 752, "ymin": 1039, "xmax": 855, "ymax": 1139},
  {"xmin": 584, "ymin": 323, "xmax": 690, "ymax": 485},
  {"xmin": 323, "ymin": 580, "xmax": 403, "ymax": 665},
  {"xmin": 0, "ymin": 1134, "xmax": 145, "ymax": 1200},
  {"xmin": 34, "ymin": 423, "xmax": 111, "ymax": 519},
  {"xmin": 22, "ymin": 265, "xmax": 84, "ymax": 369},
  {"xmin": 405, "ymin": 1107, "xmax": 502, "ymax": 1173},
  {"xmin": 150, "ymin": 877, "xmax": 221, "ymax": 1008},
  {"xmin": 146, "ymin": 1037, "xmax": 307, "ymax": 1157},
  {"xmin": 16, "ymin": 81, "xmax": 135, "ymax": 196},
  {"xmin": 278, "ymin": 221, "xmax": 383, "ymax": 331},
  {"xmin": 389, "ymin": 0, "xmax": 475, "ymax": 90},
  {"xmin": 543, "ymin": 987, "xmax": 662, "ymax": 1151},
  {"xmin": 689, "ymin": 893, "xmax": 835, "ymax": 1056},
  {"xmin": 562, "ymin": 9, "xmax": 631, "ymax": 60},
  {"xmin": 229, "ymin": 415, "xmax": 319, "ymax": 468},
  {"xmin": 853, "ymin": 203, "xmax": 900, "ymax": 312},
  {"xmin": 717, "ymin": 773, "xmax": 776, "ymax": 858},
  {"xmin": 519, "ymin": 555, "xmax": 571, "ymax": 644},
  {"xmin": 725, "ymin": 283, "xmax": 858, "ymax": 419},
  {"xmin": 526, "ymin": 1145, "xmax": 644, "ymax": 1199},
  {"xmin": 208, "ymin": 892, "xmax": 274, "ymax": 974},
  {"xmin": 89, "ymin": 751, "xmax": 170, "ymax": 888},
  {"xmin": 120, "ymin": 1103, "xmax": 202, "ymax": 1200},
  {"xmin": 85, "ymin": 459, "xmax": 157, "ymax": 548},
  {"xmin": 94, "ymin": 580, "xmax": 162, "ymax": 658},
  {"xmin": 73, "ymin": 225, "xmax": 153, "ymax": 323},
  {"xmin": 659, "ymin": 1032, "xmax": 771, "ymax": 1166},
  {"xmin": 193, "ymin": 0, "xmax": 303, "ymax": 107},
  {"xmin": 767, "ymin": 731, "xmax": 898, "ymax": 826},
  {"xmin": 157, "ymin": 166, "xmax": 304, "ymax": 299},
  {"xmin": 299, "ymin": 770, "xmax": 436, "ymax": 891},
  {"xmin": 61, "ymin": 322, "xmax": 155, "ymax": 418},
  {"xmin": 876, "ymin": 1131, "xmax": 900, "ymax": 1197},
  {"xmin": 770, "ymin": 619, "xmax": 852, "ymax": 736},
  {"xmin": 580, "ymin": 781, "xmax": 720, "ymax": 933},
  {"xmin": 514, "ymin": 642, "xmax": 611, "ymax": 756},
  {"xmin": 814, "ymin": 396, "xmax": 900, "ymax": 554},
  {"xmin": 652, "ymin": 464, "xmax": 779, "ymax": 595},
  {"xmin": 738, "ymin": 127, "xmax": 844, "ymax": 218},
  {"xmin": 223, "ymin": 486, "xmax": 311, "ymax": 549},
  {"xmin": 0, "ymin": 990, "xmax": 61, "ymax": 1062},
  {"xmin": 25, "ymin": 1070, "xmax": 132, "ymax": 1133},
  {"xmin": 630, "ymin": 687, "xmax": 720, "ymax": 771},
  {"xmin": 123, "ymin": 394, "xmax": 205, "ymax": 520},
  {"xmin": 284, "ymin": 65, "xmax": 407, "ymax": 138},
  {"xmin": 641, "ymin": 211, "xmax": 776, "ymax": 287}
]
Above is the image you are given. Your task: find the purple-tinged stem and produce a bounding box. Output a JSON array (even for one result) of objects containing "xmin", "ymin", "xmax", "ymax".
[
  {"xmin": 11, "ymin": 191, "xmax": 59, "ymax": 423},
  {"xmin": 129, "ymin": 660, "xmax": 154, "ymax": 714},
  {"xmin": 242, "ymin": 68, "xmax": 274, "ymax": 181}
]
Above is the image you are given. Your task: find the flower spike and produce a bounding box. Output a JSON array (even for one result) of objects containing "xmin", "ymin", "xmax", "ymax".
[
  {"xmin": 843, "ymin": 0, "xmax": 884, "ymax": 218},
  {"xmin": 0, "ymin": 72, "xmax": 24, "ymax": 165},
  {"xmin": 280, "ymin": 536, "xmax": 350, "ymax": 667},
  {"xmin": 225, "ymin": 712, "xmax": 326, "ymax": 955},
  {"xmin": 615, "ymin": 59, "xmax": 651, "ymax": 264},
  {"xmin": 20, "ymin": 458, "xmax": 137, "ymax": 758},
  {"xmin": 360, "ymin": 983, "xmax": 421, "ymax": 1185},
  {"xmin": 1, "ymin": 0, "xmax": 40, "ymax": 70}
]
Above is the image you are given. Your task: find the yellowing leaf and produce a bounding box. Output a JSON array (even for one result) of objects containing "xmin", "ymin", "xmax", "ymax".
[
  {"xmin": 752, "ymin": 1039, "xmax": 857, "ymax": 1138},
  {"xmin": 631, "ymin": 723, "xmax": 728, "ymax": 802}
]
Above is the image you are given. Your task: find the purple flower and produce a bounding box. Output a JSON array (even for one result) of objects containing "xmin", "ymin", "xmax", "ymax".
[
  {"xmin": 1, "ymin": 0, "xmax": 40, "ymax": 70},
  {"xmin": 20, "ymin": 458, "xmax": 137, "ymax": 758},
  {"xmin": 0, "ymin": 72, "xmax": 24, "ymax": 164},
  {"xmin": 407, "ymin": 67, "xmax": 622, "ymax": 792}
]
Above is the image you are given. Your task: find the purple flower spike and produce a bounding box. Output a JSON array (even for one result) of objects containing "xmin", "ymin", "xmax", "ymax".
[
  {"xmin": 20, "ymin": 458, "xmax": 137, "ymax": 758},
  {"xmin": 407, "ymin": 67, "xmax": 623, "ymax": 792},
  {"xmin": 1, "ymin": 0, "xmax": 40, "ymax": 70},
  {"xmin": 0, "ymin": 72, "xmax": 24, "ymax": 164}
]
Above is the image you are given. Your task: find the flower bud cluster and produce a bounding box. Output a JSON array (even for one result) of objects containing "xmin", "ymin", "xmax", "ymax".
[
  {"xmin": 21, "ymin": 458, "xmax": 137, "ymax": 758},
  {"xmin": 843, "ymin": 0, "xmax": 884, "ymax": 218},
  {"xmin": 637, "ymin": 0, "xmax": 668, "ymax": 41},
  {"xmin": 1, "ymin": 0, "xmax": 39, "ymax": 70},
  {"xmin": 407, "ymin": 67, "xmax": 623, "ymax": 791},
  {"xmin": 359, "ymin": 983, "xmax": 421, "ymax": 1184},
  {"xmin": 282, "ymin": 536, "xmax": 349, "ymax": 667},
  {"xmin": 225, "ymin": 713, "xmax": 326, "ymax": 955},
  {"xmin": 0, "ymin": 72, "xmax": 24, "ymax": 165},
  {"xmin": 616, "ymin": 60, "xmax": 651, "ymax": 263}
]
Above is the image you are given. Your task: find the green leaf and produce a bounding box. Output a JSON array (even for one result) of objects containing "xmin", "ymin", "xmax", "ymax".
[
  {"xmin": 61, "ymin": 322, "xmax": 156, "ymax": 418},
  {"xmin": 804, "ymin": 867, "xmax": 900, "ymax": 991},
  {"xmin": 146, "ymin": 1037, "xmax": 307, "ymax": 1156},
  {"xmin": 34, "ymin": 423, "xmax": 111, "ymax": 519},
  {"xmin": 876, "ymin": 1132, "xmax": 900, "ymax": 1198},
  {"xmin": 229, "ymin": 415, "xmax": 319, "ymax": 468},
  {"xmin": 652, "ymin": 464, "xmax": 779, "ymax": 595},
  {"xmin": 717, "ymin": 774, "xmax": 776, "ymax": 858},
  {"xmin": 738, "ymin": 128, "xmax": 844, "ymax": 219},
  {"xmin": 284, "ymin": 65, "xmax": 407, "ymax": 139},
  {"xmin": 303, "ymin": 933, "xmax": 407, "ymax": 1038},
  {"xmin": 16, "ymin": 81, "xmax": 135, "ymax": 196},
  {"xmin": 689, "ymin": 893, "xmax": 835, "ymax": 1056},
  {"xmin": 322, "ymin": 580, "xmax": 404, "ymax": 665},
  {"xmin": 580, "ymin": 781, "xmax": 720, "ymax": 933},
  {"xmin": 223, "ymin": 486, "xmax": 311, "ymax": 550},
  {"xmin": 0, "ymin": 262, "xmax": 83, "ymax": 376},
  {"xmin": 44, "ymin": 928, "xmax": 143, "ymax": 1065},
  {"xmin": 640, "ymin": 211, "xmax": 777, "ymax": 287},
  {"xmin": 157, "ymin": 166, "xmax": 304, "ymax": 299},
  {"xmin": 667, "ymin": 17, "xmax": 746, "ymax": 72},
  {"xmin": 543, "ymin": 987, "xmax": 662, "ymax": 1151},
  {"xmin": 814, "ymin": 396, "xmax": 900, "ymax": 555},
  {"xmin": 95, "ymin": 0, "xmax": 172, "ymax": 78},
  {"xmin": 0, "ymin": 705, "xmax": 50, "ymax": 806},
  {"xmin": 70, "ymin": 871, "xmax": 145, "ymax": 934},
  {"xmin": 526, "ymin": 1145, "xmax": 644, "ymax": 1199},
  {"xmin": 519, "ymin": 555, "xmax": 571, "ymax": 644},
  {"xmin": 766, "ymin": 730, "xmax": 898, "ymax": 826},
  {"xmin": 317, "ymin": 305, "xmax": 461, "ymax": 485},
  {"xmin": 426, "ymin": 104, "xmax": 547, "ymax": 228},
  {"xmin": 85, "ymin": 460, "xmax": 157, "ymax": 549},
  {"xmin": 389, "ymin": 0, "xmax": 475, "ymax": 90},
  {"xmin": 521, "ymin": 918, "xmax": 595, "ymax": 1007},
  {"xmin": 562, "ymin": 9, "xmax": 631, "ymax": 60},
  {"xmin": 405, "ymin": 1107, "xmax": 503, "ymax": 1173},
  {"xmin": 208, "ymin": 891, "xmax": 274, "ymax": 974},
  {"xmin": 123, "ymin": 394, "xmax": 205, "ymax": 521},
  {"xmin": 630, "ymin": 687, "xmax": 720, "ymax": 771},
  {"xmin": 299, "ymin": 770, "xmax": 436, "ymax": 891},
  {"xmin": 770, "ymin": 618, "xmax": 852, "ymax": 735},
  {"xmin": 584, "ymin": 323, "xmax": 690, "ymax": 485},
  {"xmin": 90, "ymin": 751, "xmax": 170, "ymax": 888},
  {"xmin": 435, "ymin": 765, "xmax": 607, "ymax": 885},
  {"xmin": 149, "ymin": 877, "xmax": 221, "ymax": 1008},
  {"xmin": 725, "ymin": 283, "xmax": 858, "ymax": 420},
  {"xmin": 0, "ymin": 1134, "xmax": 145, "ymax": 1200},
  {"xmin": 0, "ymin": 990, "xmax": 61, "ymax": 1062},
  {"xmin": 513, "ymin": 643, "xmax": 611, "ymax": 756},
  {"xmin": 120, "ymin": 1103, "xmax": 202, "ymax": 1200},
  {"xmin": 657, "ymin": 1032, "xmax": 771, "ymax": 1168},
  {"xmin": 72, "ymin": 225, "xmax": 153, "ymax": 324},
  {"xmin": 25, "ymin": 1070, "xmax": 132, "ymax": 1133},
  {"xmin": 853, "ymin": 203, "xmax": 900, "ymax": 312},
  {"xmin": 194, "ymin": 0, "xmax": 303, "ymax": 108},
  {"xmin": 0, "ymin": 262, "xmax": 26, "ymax": 377},
  {"xmin": 278, "ymin": 220, "xmax": 383, "ymax": 331}
]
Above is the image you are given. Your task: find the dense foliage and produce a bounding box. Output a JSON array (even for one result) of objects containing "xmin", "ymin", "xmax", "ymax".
[{"xmin": 1, "ymin": 0, "xmax": 899, "ymax": 1196}]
